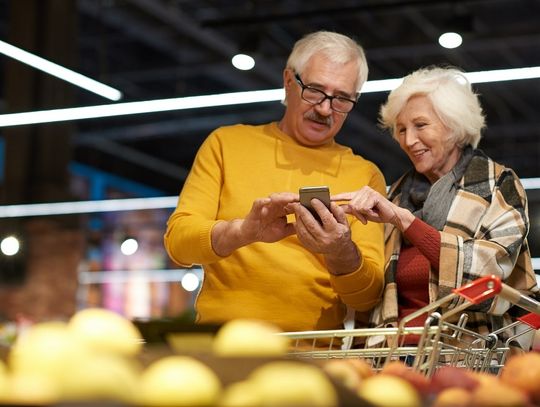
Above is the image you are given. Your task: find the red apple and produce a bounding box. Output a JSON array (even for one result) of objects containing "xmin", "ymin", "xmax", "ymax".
[
  {"xmin": 470, "ymin": 381, "xmax": 529, "ymax": 407},
  {"xmin": 499, "ymin": 351, "xmax": 540, "ymax": 404},
  {"xmin": 381, "ymin": 360, "xmax": 431, "ymax": 397},
  {"xmin": 430, "ymin": 366, "xmax": 479, "ymax": 393},
  {"xmin": 432, "ymin": 387, "xmax": 472, "ymax": 407},
  {"xmin": 322, "ymin": 358, "xmax": 373, "ymax": 391},
  {"xmin": 358, "ymin": 374, "xmax": 421, "ymax": 407}
]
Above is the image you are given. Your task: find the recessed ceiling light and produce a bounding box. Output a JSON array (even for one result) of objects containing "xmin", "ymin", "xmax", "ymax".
[
  {"xmin": 231, "ymin": 53, "xmax": 255, "ymax": 70},
  {"xmin": 438, "ymin": 32, "xmax": 463, "ymax": 49},
  {"xmin": 1, "ymin": 236, "xmax": 20, "ymax": 256}
]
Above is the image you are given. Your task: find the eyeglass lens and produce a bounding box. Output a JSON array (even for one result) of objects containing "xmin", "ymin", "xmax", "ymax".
[{"xmin": 295, "ymin": 73, "xmax": 355, "ymax": 113}]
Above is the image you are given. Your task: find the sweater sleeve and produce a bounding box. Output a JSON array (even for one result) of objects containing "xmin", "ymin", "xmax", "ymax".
[
  {"xmin": 403, "ymin": 218, "xmax": 441, "ymax": 270},
  {"xmin": 164, "ymin": 131, "xmax": 225, "ymax": 266},
  {"xmin": 329, "ymin": 166, "xmax": 386, "ymax": 311}
]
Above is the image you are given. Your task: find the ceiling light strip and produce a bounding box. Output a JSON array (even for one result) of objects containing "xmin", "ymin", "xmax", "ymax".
[
  {"xmin": 78, "ymin": 267, "xmax": 202, "ymax": 285},
  {"xmin": 1, "ymin": 177, "xmax": 540, "ymax": 218},
  {"xmin": 0, "ymin": 89, "xmax": 284, "ymax": 127},
  {"xmin": 465, "ymin": 66, "xmax": 540, "ymax": 84},
  {"xmin": 521, "ymin": 178, "xmax": 540, "ymax": 190},
  {"xmin": 0, "ymin": 40, "xmax": 123, "ymax": 101},
  {"xmin": 0, "ymin": 66, "xmax": 539, "ymax": 128},
  {"xmin": 0, "ymin": 196, "xmax": 179, "ymax": 218}
]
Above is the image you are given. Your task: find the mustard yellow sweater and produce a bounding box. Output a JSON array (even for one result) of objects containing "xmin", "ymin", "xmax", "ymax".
[{"xmin": 164, "ymin": 122, "xmax": 386, "ymax": 332}]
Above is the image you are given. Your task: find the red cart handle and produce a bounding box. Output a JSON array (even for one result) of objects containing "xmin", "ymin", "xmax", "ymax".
[
  {"xmin": 518, "ymin": 313, "xmax": 540, "ymax": 329},
  {"xmin": 454, "ymin": 275, "xmax": 540, "ymax": 316},
  {"xmin": 452, "ymin": 275, "xmax": 502, "ymax": 304}
]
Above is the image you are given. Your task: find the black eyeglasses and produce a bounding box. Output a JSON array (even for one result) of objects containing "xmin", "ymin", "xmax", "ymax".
[{"xmin": 294, "ymin": 73, "xmax": 358, "ymax": 113}]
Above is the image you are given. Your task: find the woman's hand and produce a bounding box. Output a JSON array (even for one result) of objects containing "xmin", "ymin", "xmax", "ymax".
[{"xmin": 332, "ymin": 186, "xmax": 415, "ymax": 232}]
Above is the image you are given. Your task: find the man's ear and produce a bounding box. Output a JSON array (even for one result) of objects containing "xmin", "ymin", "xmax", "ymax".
[{"xmin": 283, "ymin": 68, "xmax": 294, "ymax": 92}]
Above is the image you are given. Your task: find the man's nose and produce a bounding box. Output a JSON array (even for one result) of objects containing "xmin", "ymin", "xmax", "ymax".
[{"xmin": 314, "ymin": 97, "xmax": 333, "ymax": 115}]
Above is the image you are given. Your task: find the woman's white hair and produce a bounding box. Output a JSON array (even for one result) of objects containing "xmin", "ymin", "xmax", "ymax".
[
  {"xmin": 286, "ymin": 31, "xmax": 368, "ymax": 93},
  {"xmin": 379, "ymin": 66, "xmax": 486, "ymax": 148}
]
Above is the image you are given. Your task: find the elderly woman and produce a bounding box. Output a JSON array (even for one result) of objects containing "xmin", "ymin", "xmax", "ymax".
[{"xmin": 333, "ymin": 66, "xmax": 538, "ymax": 347}]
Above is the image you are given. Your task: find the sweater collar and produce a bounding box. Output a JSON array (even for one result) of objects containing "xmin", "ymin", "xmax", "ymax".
[{"xmin": 268, "ymin": 122, "xmax": 343, "ymax": 175}]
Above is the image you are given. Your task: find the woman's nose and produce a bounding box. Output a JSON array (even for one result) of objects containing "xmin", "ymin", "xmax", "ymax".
[{"xmin": 403, "ymin": 129, "xmax": 418, "ymax": 146}]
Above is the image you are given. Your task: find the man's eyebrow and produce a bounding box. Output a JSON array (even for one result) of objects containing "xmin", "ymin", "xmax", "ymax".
[{"xmin": 304, "ymin": 80, "xmax": 355, "ymax": 98}]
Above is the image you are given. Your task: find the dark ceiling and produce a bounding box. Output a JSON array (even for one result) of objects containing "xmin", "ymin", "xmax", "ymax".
[{"xmin": 2, "ymin": 0, "xmax": 540, "ymax": 196}]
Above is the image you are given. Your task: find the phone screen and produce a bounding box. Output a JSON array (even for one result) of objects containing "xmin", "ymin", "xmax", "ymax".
[{"xmin": 299, "ymin": 186, "xmax": 330, "ymax": 222}]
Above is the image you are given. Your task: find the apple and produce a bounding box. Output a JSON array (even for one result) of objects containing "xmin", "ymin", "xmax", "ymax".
[
  {"xmin": 247, "ymin": 361, "xmax": 338, "ymax": 406},
  {"xmin": 470, "ymin": 381, "xmax": 529, "ymax": 407},
  {"xmin": 430, "ymin": 366, "xmax": 479, "ymax": 393},
  {"xmin": 347, "ymin": 358, "xmax": 375, "ymax": 379},
  {"xmin": 8, "ymin": 319, "xmax": 142, "ymax": 403},
  {"xmin": 322, "ymin": 359, "xmax": 364, "ymax": 391},
  {"xmin": 499, "ymin": 351, "xmax": 540, "ymax": 403},
  {"xmin": 464, "ymin": 370, "xmax": 498, "ymax": 385},
  {"xmin": 358, "ymin": 374, "xmax": 421, "ymax": 407},
  {"xmin": 322, "ymin": 358, "xmax": 374, "ymax": 391},
  {"xmin": 60, "ymin": 353, "xmax": 141, "ymax": 403},
  {"xmin": 68, "ymin": 307, "xmax": 143, "ymax": 356},
  {"xmin": 381, "ymin": 360, "xmax": 431, "ymax": 397},
  {"xmin": 8, "ymin": 321, "xmax": 90, "ymax": 384},
  {"xmin": 1, "ymin": 373, "xmax": 60, "ymax": 405},
  {"xmin": 212, "ymin": 318, "xmax": 289, "ymax": 357},
  {"xmin": 138, "ymin": 355, "xmax": 221, "ymax": 406},
  {"xmin": 219, "ymin": 380, "xmax": 262, "ymax": 407},
  {"xmin": 431, "ymin": 387, "xmax": 472, "ymax": 407}
]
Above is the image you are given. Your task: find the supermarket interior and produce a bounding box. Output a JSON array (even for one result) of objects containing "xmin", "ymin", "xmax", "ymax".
[{"xmin": 0, "ymin": 1, "xmax": 540, "ymax": 405}]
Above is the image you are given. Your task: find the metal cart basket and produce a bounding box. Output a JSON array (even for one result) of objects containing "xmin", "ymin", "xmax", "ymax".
[{"xmin": 280, "ymin": 275, "xmax": 540, "ymax": 377}]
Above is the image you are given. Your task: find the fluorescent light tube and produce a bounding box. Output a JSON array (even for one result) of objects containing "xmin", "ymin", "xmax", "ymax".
[
  {"xmin": 0, "ymin": 39, "xmax": 122, "ymax": 101},
  {"xmin": 521, "ymin": 177, "xmax": 540, "ymax": 190},
  {"xmin": 464, "ymin": 66, "xmax": 540, "ymax": 84},
  {"xmin": 0, "ymin": 66, "xmax": 538, "ymax": 127},
  {"xmin": 1, "ymin": 177, "xmax": 540, "ymax": 218},
  {"xmin": 0, "ymin": 88, "xmax": 284, "ymax": 127},
  {"xmin": 0, "ymin": 196, "xmax": 179, "ymax": 218}
]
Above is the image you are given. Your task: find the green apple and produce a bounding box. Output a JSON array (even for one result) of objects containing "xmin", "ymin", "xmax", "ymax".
[
  {"xmin": 212, "ymin": 318, "xmax": 289, "ymax": 357},
  {"xmin": 68, "ymin": 307, "xmax": 143, "ymax": 356},
  {"xmin": 138, "ymin": 355, "xmax": 221, "ymax": 406},
  {"xmin": 359, "ymin": 374, "xmax": 421, "ymax": 407},
  {"xmin": 247, "ymin": 361, "xmax": 338, "ymax": 406}
]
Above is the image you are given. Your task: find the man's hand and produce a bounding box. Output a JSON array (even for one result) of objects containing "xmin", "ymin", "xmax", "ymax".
[
  {"xmin": 241, "ymin": 192, "xmax": 297, "ymax": 243},
  {"xmin": 290, "ymin": 199, "xmax": 361, "ymax": 275},
  {"xmin": 211, "ymin": 192, "xmax": 296, "ymax": 257}
]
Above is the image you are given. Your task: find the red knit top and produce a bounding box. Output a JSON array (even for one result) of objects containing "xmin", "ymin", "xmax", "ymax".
[{"xmin": 396, "ymin": 218, "xmax": 441, "ymax": 328}]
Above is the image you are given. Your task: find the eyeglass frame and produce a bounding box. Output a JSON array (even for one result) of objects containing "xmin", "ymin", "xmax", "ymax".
[{"xmin": 293, "ymin": 72, "xmax": 359, "ymax": 113}]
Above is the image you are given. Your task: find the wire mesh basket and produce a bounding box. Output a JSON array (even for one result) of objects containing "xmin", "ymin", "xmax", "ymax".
[{"xmin": 280, "ymin": 275, "xmax": 540, "ymax": 377}]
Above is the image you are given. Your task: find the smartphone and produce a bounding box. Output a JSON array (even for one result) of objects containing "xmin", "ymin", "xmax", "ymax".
[{"xmin": 299, "ymin": 186, "xmax": 331, "ymax": 222}]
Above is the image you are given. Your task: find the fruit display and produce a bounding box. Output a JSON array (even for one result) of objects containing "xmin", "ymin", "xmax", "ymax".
[
  {"xmin": 323, "ymin": 357, "xmax": 540, "ymax": 407},
  {"xmin": 1, "ymin": 310, "xmax": 540, "ymax": 406}
]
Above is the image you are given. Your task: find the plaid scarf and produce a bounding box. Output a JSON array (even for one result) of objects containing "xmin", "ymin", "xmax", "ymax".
[{"xmin": 399, "ymin": 145, "xmax": 473, "ymax": 230}]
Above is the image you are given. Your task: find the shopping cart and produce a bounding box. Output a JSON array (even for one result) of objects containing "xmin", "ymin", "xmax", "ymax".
[{"xmin": 280, "ymin": 275, "xmax": 540, "ymax": 377}]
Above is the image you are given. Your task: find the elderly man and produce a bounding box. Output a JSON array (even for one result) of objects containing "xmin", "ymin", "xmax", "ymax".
[{"xmin": 164, "ymin": 31, "xmax": 385, "ymax": 332}]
